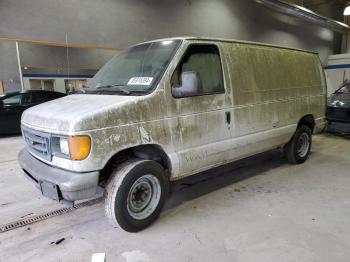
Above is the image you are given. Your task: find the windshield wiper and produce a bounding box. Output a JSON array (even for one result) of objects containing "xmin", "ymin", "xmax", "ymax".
[{"xmin": 96, "ymin": 84, "xmax": 130, "ymax": 94}]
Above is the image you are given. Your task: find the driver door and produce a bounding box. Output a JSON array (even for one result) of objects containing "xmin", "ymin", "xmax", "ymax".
[{"xmin": 166, "ymin": 43, "xmax": 233, "ymax": 177}]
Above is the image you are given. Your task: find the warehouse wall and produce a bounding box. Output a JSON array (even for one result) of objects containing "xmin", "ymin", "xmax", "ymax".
[
  {"xmin": 19, "ymin": 44, "xmax": 116, "ymax": 75},
  {"xmin": 0, "ymin": 0, "xmax": 343, "ymax": 92}
]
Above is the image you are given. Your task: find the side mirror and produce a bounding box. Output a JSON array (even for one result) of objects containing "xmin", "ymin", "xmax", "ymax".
[
  {"xmin": 172, "ymin": 71, "xmax": 201, "ymax": 98},
  {"xmin": 0, "ymin": 100, "xmax": 3, "ymax": 107}
]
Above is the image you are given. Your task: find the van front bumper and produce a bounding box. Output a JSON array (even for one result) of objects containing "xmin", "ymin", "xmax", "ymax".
[{"xmin": 18, "ymin": 149, "xmax": 99, "ymax": 201}]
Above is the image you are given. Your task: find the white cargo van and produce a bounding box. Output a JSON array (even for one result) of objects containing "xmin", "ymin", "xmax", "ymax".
[{"xmin": 18, "ymin": 37, "xmax": 326, "ymax": 232}]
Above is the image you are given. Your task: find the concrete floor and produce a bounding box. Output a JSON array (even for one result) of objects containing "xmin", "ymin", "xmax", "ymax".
[{"xmin": 0, "ymin": 134, "xmax": 350, "ymax": 262}]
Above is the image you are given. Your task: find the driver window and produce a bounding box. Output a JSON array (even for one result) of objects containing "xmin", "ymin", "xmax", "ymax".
[{"xmin": 171, "ymin": 44, "xmax": 224, "ymax": 96}]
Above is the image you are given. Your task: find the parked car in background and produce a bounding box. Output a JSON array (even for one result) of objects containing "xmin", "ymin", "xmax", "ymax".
[
  {"xmin": 0, "ymin": 90, "xmax": 65, "ymax": 135},
  {"xmin": 326, "ymin": 80, "xmax": 350, "ymax": 135}
]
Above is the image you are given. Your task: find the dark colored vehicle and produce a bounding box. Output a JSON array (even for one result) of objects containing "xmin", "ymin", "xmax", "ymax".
[
  {"xmin": 326, "ymin": 81, "xmax": 350, "ymax": 134},
  {"xmin": 0, "ymin": 90, "xmax": 65, "ymax": 134}
]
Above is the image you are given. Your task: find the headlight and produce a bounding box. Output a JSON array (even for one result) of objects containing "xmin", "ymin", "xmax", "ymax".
[
  {"xmin": 51, "ymin": 135, "xmax": 91, "ymax": 161},
  {"xmin": 59, "ymin": 138, "xmax": 69, "ymax": 155}
]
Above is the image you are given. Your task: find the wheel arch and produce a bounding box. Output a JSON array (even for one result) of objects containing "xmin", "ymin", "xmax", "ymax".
[
  {"xmin": 100, "ymin": 144, "xmax": 172, "ymax": 182},
  {"xmin": 298, "ymin": 114, "xmax": 315, "ymax": 133}
]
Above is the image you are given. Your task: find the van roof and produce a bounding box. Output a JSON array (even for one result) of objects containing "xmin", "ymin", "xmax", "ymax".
[{"xmin": 138, "ymin": 36, "xmax": 317, "ymax": 55}]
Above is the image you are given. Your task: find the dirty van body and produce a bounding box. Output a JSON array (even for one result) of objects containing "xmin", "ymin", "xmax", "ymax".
[{"xmin": 18, "ymin": 37, "xmax": 326, "ymax": 232}]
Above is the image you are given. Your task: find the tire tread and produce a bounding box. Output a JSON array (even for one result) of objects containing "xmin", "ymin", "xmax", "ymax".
[
  {"xmin": 104, "ymin": 159, "xmax": 168, "ymax": 232},
  {"xmin": 284, "ymin": 125, "xmax": 312, "ymax": 164}
]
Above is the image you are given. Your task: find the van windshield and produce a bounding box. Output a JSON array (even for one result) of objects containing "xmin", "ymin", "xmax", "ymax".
[
  {"xmin": 335, "ymin": 82, "xmax": 350, "ymax": 94},
  {"xmin": 86, "ymin": 40, "xmax": 181, "ymax": 95}
]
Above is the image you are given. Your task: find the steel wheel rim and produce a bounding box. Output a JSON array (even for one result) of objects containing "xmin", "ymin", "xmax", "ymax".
[
  {"xmin": 127, "ymin": 174, "xmax": 161, "ymax": 220},
  {"xmin": 297, "ymin": 132, "xmax": 310, "ymax": 158}
]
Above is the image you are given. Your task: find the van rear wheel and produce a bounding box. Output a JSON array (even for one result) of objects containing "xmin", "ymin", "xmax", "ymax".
[
  {"xmin": 105, "ymin": 159, "xmax": 169, "ymax": 232},
  {"xmin": 284, "ymin": 125, "xmax": 312, "ymax": 164}
]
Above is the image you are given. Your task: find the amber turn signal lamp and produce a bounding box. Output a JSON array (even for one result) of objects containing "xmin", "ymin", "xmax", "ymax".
[{"xmin": 68, "ymin": 135, "xmax": 91, "ymax": 160}]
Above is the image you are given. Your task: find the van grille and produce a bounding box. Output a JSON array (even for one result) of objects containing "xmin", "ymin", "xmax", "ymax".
[{"xmin": 22, "ymin": 127, "xmax": 51, "ymax": 161}]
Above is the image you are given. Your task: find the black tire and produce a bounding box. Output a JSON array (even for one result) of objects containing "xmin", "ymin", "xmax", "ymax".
[
  {"xmin": 105, "ymin": 159, "xmax": 169, "ymax": 232},
  {"xmin": 284, "ymin": 125, "xmax": 312, "ymax": 164}
]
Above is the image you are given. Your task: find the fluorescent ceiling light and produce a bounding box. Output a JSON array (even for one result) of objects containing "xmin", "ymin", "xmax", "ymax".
[
  {"xmin": 335, "ymin": 21, "xmax": 349, "ymax": 27},
  {"xmin": 344, "ymin": 5, "xmax": 350, "ymax": 16},
  {"xmin": 162, "ymin": 40, "xmax": 173, "ymax": 45},
  {"xmin": 255, "ymin": 0, "xmax": 349, "ymax": 31},
  {"xmin": 295, "ymin": 5, "xmax": 315, "ymax": 14}
]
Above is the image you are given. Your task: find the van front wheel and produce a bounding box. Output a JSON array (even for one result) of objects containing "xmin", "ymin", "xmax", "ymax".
[
  {"xmin": 284, "ymin": 125, "xmax": 312, "ymax": 164},
  {"xmin": 105, "ymin": 159, "xmax": 169, "ymax": 232}
]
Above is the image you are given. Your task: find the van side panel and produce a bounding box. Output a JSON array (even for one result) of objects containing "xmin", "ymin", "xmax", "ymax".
[{"xmin": 222, "ymin": 42, "xmax": 325, "ymax": 156}]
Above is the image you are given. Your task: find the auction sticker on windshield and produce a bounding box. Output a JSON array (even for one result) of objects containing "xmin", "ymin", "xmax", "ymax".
[{"xmin": 127, "ymin": 77, "xmax": 153, "ymax": 86}]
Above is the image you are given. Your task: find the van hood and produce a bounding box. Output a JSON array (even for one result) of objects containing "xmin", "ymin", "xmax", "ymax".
[{"xmin": 22, "ymin": 94, "xmax": 139, "ymax": 133}]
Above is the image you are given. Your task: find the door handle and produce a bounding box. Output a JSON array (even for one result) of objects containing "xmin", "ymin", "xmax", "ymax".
[{"xmin": 225, "ymin": 111, "xmax": 231, "ymax": 125}]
